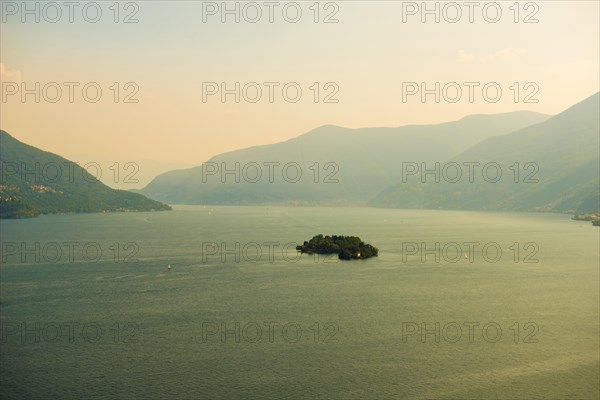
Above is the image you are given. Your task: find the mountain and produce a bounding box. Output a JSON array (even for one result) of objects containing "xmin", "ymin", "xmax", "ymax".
[
  {"xmin": 0, "ymin": 131, "xmax": 171, "ymax": 218},
  {"xmin": 371, "ymin": 92, "xmax": 600, "ymax": 214},
  {"xmin": 140, "ymin": 111, "xmax": 549, "ymax": 205}
]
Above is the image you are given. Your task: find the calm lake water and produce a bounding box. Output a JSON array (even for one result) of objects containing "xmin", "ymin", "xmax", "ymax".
[{"xmin": 1, "ymin": 206, "xmax": 598, "ymax": 399}]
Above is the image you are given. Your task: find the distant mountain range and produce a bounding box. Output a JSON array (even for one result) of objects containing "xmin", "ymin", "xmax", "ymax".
[
  {"xmin": 0, "ymin": 131, "xmax": 171, "ymax": 218},
  {"xmin": 371, "ymin": 92, "xmax": 600, "ymax": 214},
  {"xmin": 4, "ymin": 93, "xmax": 597, "ymax": 218},
  {"xmin": 140, "ymin": 111, "xmax": 549, "ymax": 205}
]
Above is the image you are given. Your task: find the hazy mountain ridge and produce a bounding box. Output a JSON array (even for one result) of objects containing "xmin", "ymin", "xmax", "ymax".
[
  {"xmin": 371, "ymin": 92, "xmax": 600, "ymax": 214},
  {"xmin": 141, "ymin": 111, "xmax": 550, "ymax": 205},
  {"xmin": 0, "ymin": 131, "xmax": 171, "ymax": 218}
]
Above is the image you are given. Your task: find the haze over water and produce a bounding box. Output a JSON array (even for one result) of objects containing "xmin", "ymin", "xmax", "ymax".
[{"xmin": 1, "ymin": 206, "xmax": 598, "ymax": 399}]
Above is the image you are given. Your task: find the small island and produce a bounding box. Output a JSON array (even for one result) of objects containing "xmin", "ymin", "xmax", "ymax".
[{"xmin": 296, "ymin": 234, "xmax": 379, "ymax": 260}]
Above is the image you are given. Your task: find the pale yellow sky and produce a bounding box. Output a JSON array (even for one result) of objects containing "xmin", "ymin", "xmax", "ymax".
[{"xmin": 1, "ymin": 1, "xmax": 599, "ymax": 188}]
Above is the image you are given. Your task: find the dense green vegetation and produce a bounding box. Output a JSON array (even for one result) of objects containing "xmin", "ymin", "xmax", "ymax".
[
  {"xmin": 296, "ymin": 234, "xmax": 378, "ymax": 260},
  {"xmin": 0, "ymin": 130, "xmax": 171, "ymax": 219}
]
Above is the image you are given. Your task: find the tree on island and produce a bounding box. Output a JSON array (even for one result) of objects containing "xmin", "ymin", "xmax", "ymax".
[{"xmin": 296, "ymin": 234, "xmax": 378, "ymax": 260}]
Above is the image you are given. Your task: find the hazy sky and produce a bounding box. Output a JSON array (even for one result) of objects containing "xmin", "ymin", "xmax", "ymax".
[{"xmin": 1, "ymin": 1, "xmax": 599, "ymax": 187}]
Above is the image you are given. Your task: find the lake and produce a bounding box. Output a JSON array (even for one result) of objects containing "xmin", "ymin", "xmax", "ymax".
[{"xmin": 1, "ymin": 206, "xmax": 598, "ymax": 399}]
